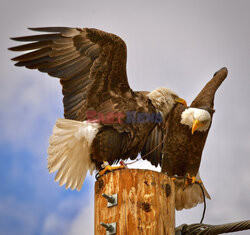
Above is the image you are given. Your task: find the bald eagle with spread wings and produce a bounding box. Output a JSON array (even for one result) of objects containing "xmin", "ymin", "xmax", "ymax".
[{"xmin": 9, "ymin": 27, "xmax": 187, "ymax": 191}]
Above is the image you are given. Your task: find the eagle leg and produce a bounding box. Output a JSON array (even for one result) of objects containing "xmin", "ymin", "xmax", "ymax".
[
  {"xmin": 170, "ymin": 176, "xmax": 177, "ymax": 181},
  {"xmin": 184, "ymin": 173, "xmax": 202, "ymax": 186},
  {"xmin": 98, "ymin": 161, "xmax": 125, "ymax": 177}
]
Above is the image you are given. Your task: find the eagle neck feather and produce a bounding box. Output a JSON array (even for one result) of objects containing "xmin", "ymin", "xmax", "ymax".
[{"xmin": 147, "ymin": 88, "xmax": 176, "ymax": 118}]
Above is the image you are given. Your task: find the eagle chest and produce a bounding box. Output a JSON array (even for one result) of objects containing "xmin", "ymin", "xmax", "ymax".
[{"xmin": 163, "ymin": 105, "xmax": 206, "ymax": 176}]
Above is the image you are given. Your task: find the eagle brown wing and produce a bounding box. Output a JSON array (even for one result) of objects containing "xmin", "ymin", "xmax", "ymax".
[
  {"xmin": 141, "ymin": 124, "xmax": 164, "ymax": 167},
  {"xmin": 9, "ymin": 27, "xmax": 132, "ymax": 121},
  {"xmin": 191, "ymin": 67, "xmax": 228, "ymax": 109}
]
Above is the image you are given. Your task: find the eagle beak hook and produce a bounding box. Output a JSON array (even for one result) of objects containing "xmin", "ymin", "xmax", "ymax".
[
  {"xmin": 192, "ymin": 119, "xmax": 200, "ymax": 134},
  {"xmin": 175, "ymin": 98, "xmax": 187, "ymax": 106}
]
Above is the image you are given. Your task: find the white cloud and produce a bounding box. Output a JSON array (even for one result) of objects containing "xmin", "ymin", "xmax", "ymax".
[
  {"xmin": 67, "ymin": 179, "xmax": 95, "ymax": 235},
  {"xmin": 0, "ymin": 71, "xmax": 62, "ymax": 154},
  {"xmin": 67, "ymin": 200, "xmax": 94, "ymax": 235},
  {"xmin": 43, "ymin": 213, "xmax": 69, "ymax": 235},
  {"xmin": 41, "ymin": 177, "xmax": 95, "ymax": 235}
]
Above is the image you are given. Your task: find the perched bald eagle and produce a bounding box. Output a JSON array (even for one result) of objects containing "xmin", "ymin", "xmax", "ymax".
[
  {"xmin": 9, "ymin": 27, "xmax": 186, "ymax": 191},
  {"xmin": 143, "ymin": 67, "xmax": 228, "ymax": 210}
]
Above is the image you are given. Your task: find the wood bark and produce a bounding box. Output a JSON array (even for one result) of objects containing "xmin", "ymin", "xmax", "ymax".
[{"xmin": 95, "ymin": 169, "xmax": 175, "ymax": 235}]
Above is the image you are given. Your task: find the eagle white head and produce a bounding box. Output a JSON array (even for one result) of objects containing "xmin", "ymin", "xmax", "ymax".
[
  {"xmin": 147, "ymin": 87, "xmax": 187, "ymax": 117},
  {"xmin": 180, "ymin": 107, "xmax": 211, "ymax": 134}
]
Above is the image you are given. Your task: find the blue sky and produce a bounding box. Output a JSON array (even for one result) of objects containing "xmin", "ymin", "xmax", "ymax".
[
  {"xmin": 0, "ymin": 75, "xmax": 95, "ymax": 235},
  {"xmin": 1, "ymin": 145, "xmax": 93, "ymax": 235},
  {"xmin": 1, "ymin": 0, "xmax": 250, "ymax": 234}
]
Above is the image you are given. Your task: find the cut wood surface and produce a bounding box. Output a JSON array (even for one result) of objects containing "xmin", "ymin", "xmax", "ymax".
[{"xmin": 95, "ymin": 169, "xmax": 175, "ymax": 235}]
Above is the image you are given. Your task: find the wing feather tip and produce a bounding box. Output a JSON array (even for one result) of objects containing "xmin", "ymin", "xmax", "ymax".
[{"xmin": 8, "ymin": 45, "xmax": 18, "ymax": 51}]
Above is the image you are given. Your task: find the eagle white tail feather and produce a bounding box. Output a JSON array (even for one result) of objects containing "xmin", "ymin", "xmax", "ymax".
[
  {"xmin": 175, "ymin": 172, "xmax": 211, "ymax": 210},
  {"xmin": 47, "ymin": 118, "xmax": 100, "ymax": 191}
]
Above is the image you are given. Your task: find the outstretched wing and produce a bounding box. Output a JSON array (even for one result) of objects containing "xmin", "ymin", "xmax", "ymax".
[
  {"xmin": 9, "ymin": 27, "xmax": 132, "ymax": 120},
  {"xmin": 191, "ymin": 67, "xmax": 228, "ymax": 109}
]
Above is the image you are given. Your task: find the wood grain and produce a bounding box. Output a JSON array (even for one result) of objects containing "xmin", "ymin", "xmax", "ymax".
[{"xmin": 95, "ymin": 169, "xmax": 175, "ymax": 235}]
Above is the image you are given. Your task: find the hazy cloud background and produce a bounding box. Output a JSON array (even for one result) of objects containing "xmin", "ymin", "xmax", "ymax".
[{"xmin": 1, "ymin": 0, "xmax": 250, "ymax": 234}]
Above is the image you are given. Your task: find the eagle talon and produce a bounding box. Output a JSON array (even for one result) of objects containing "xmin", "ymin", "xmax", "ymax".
[
  {"xmin": 96, "ymin": 161, "xmax": 126, "ymax": 179},
  {"xmin": 184, "ymin": 173, "xmax": 203, "ymax": 186},
  {"xmin": 170, "ymin": 177, "xmax": 177, "ymax": 181}
]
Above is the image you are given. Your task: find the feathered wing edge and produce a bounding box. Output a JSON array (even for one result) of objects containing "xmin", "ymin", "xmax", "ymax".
[
  {"xmin": 175, "ymin": 172, "xmax": 211, "ymax": 211},
  {"xmin": 47, "ymin": 118, "xmax": 100, "ymax": 191},
  {"xmin": 191, "ymin": 67, "xmax": 228, "ymax": 109},
  {"xmin": 9, "ymin": 27, "xmax": 132, "ymax": 121}
]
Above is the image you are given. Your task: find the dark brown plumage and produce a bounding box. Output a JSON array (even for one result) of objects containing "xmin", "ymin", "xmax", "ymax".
[
  {"xmin": 143, "ymin": 68, "xmax": 228, "ymax": 210},
  {"xmin": 9, "ymin": 27, "xmax": 184, "ymax": 190},
  {"xmin": 161, "ymin": 67, "xmax": 228, "ymax": 177},
  {"xmin": 9, "ymin": 27, "xmax": 131, "ymax": 121}
]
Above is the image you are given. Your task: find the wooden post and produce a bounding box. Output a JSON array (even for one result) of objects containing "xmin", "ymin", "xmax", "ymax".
[{"xmin": 95, "ymin": 169, "xmax": 175, "ymax": 235}]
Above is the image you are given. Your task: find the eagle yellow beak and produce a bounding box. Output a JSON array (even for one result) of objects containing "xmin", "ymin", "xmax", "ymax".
[
  {"xmin": 192, "ymin": 119, "xmax": 200, "ymax": 134},
  {"xmin": 175, "ymin": 98, "xmax": 187, "ymax": 106}
]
